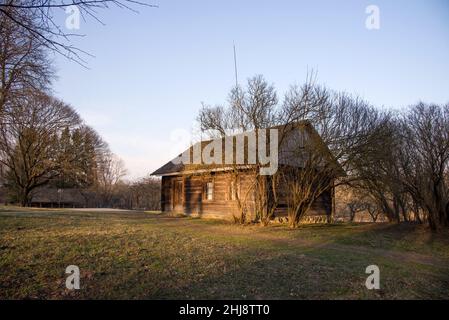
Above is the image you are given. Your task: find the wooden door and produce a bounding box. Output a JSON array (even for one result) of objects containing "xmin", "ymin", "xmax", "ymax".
[{"xmin": 173, "ymin": 180, "xmax": 183, "ymax": 211}]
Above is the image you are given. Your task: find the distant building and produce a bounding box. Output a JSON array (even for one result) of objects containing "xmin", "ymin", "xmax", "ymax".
[
  {"xmin": 0, "ymin": 186, "xmax": 6, "ymax": 205},
  {"xmin": 30, "ymin": 187, "xmax": 86, "ymax": 208}
]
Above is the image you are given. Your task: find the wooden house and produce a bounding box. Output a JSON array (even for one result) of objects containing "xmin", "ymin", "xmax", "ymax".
[{"xmin": 151, "ymin": 121, "xmax": 342, "ymax": 222}]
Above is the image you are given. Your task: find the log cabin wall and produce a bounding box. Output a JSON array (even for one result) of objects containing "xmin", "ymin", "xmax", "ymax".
[
  {"xmin": 161, "ymin": 170, "xmax": 332, "ymax": 221},
  {"xmin": 161, "ymin": 171, "xmax": 255, "ymax": 220}
]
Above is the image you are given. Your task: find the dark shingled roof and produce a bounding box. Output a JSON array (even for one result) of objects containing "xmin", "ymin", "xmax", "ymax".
[{"xmin": 151, "ymin": 121, "xmax": 342, "ymax": 176}]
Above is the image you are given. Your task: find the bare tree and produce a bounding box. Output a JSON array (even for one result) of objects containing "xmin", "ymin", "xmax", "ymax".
[
  {"xmin": 350, "ymin": 117, "xmax": 407, "ymax": 223},
  {"xmin": 366, "ymin": 203, "xmax": 381, "ymax": 222},
  {"xmin": 95, "ymin": 152, "xmax": 127, "ymax": 206},
  {"xmin": 277, "ymin": 81, "xmax": 393, "ymax": 226},
  {"xmin": 397, "ymin": 103, "xmax": 449, "ymax": 230},
  {"xmin": 0, "ymin": 0, "xmax": 156, "ymax": 65},
  {"xmin": 355, "ymin": 102, "xmax": 449, "ymax": 230},
  {"xmin": 1, "ymin": 4, "xmax": 54, "ymax": 178},
  {"xmin": 198, "ymin": 75, "xmax": 281, "ymax": 224},
  {"xmin": 110, "ymin": 177, "xmax": 160, "ymax": 210},
  {"xmin": 198, "ymin": 74, "xmax": 449, "ymax": 230},
  {"xmin": 278, "ymin": 121, "xmax": 341, "ymax": 226},
  {"xmin": 198, "ymin": 74, "xmax": 393, "ymax": 227},
  {"xmin": 0, "ymin": 92, "xmax": 81, "ymax": 205},
  {"xmin": 346, "ymin": 200, "xmax": 366, "ymax": 222},
  {"xmin": 199, "ymin": 75, "xmax": 279, "ymax": 136},
  {"xmin": 0, "ymin": 6, "xmax": 53, "ymax": 114},
  {"xmin": 0, "ymin": 1, "xmax": 136, "ymax": 207}
]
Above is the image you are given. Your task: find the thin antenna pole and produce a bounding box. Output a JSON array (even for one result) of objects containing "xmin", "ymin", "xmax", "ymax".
[{"xmin": 233, "ymin": 42, "xmax": 238, "ymax": 87}]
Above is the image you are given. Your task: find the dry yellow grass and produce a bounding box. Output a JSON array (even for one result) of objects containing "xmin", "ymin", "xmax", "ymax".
[{"xmin": 1, "ymin": 206, "xmax": 449, "ymax": 299}]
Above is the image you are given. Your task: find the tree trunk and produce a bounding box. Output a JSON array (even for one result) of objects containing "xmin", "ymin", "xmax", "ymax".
[
  {"xmin": 445, "ymin": 201, "xmax": 449, "ymax": 227},
  {"xmin": 19, "ymin": 188, "xmax": 31, "ymax": 207},
  {"xmin": 426, "ymin": 205, "xmax": 438, "ymax": 232}
]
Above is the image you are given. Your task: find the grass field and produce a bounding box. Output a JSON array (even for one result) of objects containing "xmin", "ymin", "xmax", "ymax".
[{"xmin": 1, "ymin": 206, "xmax": 449, "ymax": 299}]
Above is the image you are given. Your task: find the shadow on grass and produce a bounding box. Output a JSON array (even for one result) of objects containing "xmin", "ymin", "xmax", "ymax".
[
  {"xmin": 2, "ymin": 210, "xmax": 449, "ymax": 299},
  {"xmin": 111, "ymin": 220, "xmax": 449, "ymax": 299}
]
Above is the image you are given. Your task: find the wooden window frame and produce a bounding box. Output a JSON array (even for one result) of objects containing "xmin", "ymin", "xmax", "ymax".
[
  {"xmin": 228, "ymin": 179, "xmax": 236, "ymax": 201},
  {"xmin": 203, "ymin": 179, "xmax": 214, "ymax": 201}
]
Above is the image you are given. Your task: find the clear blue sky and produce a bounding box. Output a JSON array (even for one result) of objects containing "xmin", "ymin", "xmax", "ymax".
[{"xmin": 53, "ymin": 0, "xmax": 449, "ymax": 179}]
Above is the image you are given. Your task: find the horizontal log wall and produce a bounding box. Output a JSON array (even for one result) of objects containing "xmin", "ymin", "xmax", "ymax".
[{"xmin": 161, "ymin": 171, "xmax": 332, "ymax": 221}]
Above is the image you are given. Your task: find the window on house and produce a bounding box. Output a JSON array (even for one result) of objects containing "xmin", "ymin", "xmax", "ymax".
[
  {"xmin": 229, "ymin": 180, "xmax": 237, "ymax": 200},
  {"xmin": 206, "ymin": 181, "xmax": 214, "ymax": 200}
]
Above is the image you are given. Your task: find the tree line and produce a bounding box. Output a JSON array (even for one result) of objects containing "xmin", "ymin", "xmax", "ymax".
[
  {"xmin": 1, "ymin": 2, "xmax": 447, "ymax": 228},
  {"xmin": 0, "ymin": 1, "xmax": 160, "ymax": 210},
  {"xmin": 198, "ymin": 75, "xmax": 449, "ymax": 231}
]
